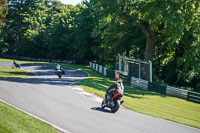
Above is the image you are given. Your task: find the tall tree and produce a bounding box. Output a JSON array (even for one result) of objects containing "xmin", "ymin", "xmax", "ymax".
[
  {"xmin": 71, "ymin": 2, "xmax": 97, "ymax": 60},
  {"xmin": 3, "ymin": 0, "xmax": 51, "ymax": 56},
  {"xmin": 46, "ymin": 4, "xmax": 79, "ymax": 59},
  {"xmin": 0, "ymin": 0, "xmax": 8, "ymax": 55},
  {"xmin": 0, "ymin": 0, "xmax": 8, "ymax": 29},
  {"xmin": 93, "ymin": 0, "xmax": 200, "ymax": 61}
]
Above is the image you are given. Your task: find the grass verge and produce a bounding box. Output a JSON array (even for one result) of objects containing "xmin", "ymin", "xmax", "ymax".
[
  {"xmin": 0, "ymin": 100, "xmax": 59, "ymax": 133},
  {"xmin": 1, "ymin": 58, "xmax": 200, "ymax": 128},
  {"xmin": 0, "ymin": 67, "xmax": 34, "ymax": 78}
]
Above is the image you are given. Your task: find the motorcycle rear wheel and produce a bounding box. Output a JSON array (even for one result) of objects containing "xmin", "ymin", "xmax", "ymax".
[
  {"xmin": 111, "ymin": 100, "xmax": 120, "ymax": 113},
  {"xmin": 101, "ymin": 100, "xmax": 105, "ymax": 109}
]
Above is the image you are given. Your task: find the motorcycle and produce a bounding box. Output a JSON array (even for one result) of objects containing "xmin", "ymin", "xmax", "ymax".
[
  {"xmin": 13, "ymin": 61, "xmax": 21, "ymax": 68},
  {"xmin": 56, "ymin": 69, "xmax": 63, "ymax": 78},
  {"xmin": 101, "ymin": 92, "xmax": 123, "ymax": 113}
]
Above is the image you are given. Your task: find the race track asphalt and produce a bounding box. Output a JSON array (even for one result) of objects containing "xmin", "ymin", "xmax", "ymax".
[{"xmin": 0, "ymin": 61, "xmax": 199, "ymax": 133}]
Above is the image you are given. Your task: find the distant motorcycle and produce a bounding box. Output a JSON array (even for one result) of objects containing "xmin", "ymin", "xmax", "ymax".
[
  {"xmin": 13, "ymin": 60, "xmax": 20, "ymax": 68},
  {"xmin": 101, "ymin": 92, "xmax": 123, "ymax": 113},
  {"xmin": 56, "ymin": 69, "xmax": 63, "ymax": 78}
]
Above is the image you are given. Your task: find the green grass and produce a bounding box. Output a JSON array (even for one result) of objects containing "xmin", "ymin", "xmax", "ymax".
[
  {"xmin": 0, "ymin": 58, "xmax": 14, "ymax": 62},
  {"xmin": 1, "ymin": 58, "xmax": 200, "ymax": 128},
  {"xmin": 0, "ymin": 67, "xmax": 34, "ymax": 78},
  {"xmin": 0, "ymin": 101, "xmax": 59, "ymax": 133}
]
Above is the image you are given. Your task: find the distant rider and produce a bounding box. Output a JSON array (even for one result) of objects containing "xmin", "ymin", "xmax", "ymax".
[
  {"xmin": 56, "ymin": 64, "xmax": 61, "ymax": 70},
  {"xmin": 56, "ymin": 64, "xmax": 65, "ymax": 75},
  {"xmin": 13, "ymin": 60, "xmax": 20, "ymax": 68},
  {"xmin": 106, "ymin": 78, "xmax": 124, "ymax": 103}
]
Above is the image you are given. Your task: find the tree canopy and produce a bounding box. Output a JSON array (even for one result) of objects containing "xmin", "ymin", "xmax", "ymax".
[
  {"xmin": 0, "ymin": 0, "xmax": 200, "ymax": 92},
  {"xmin": 0, "ymin": 0, "xmax": 8, "ymax": 29}
]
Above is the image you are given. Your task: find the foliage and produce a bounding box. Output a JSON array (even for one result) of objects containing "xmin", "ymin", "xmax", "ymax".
[
  {"xmin": 0, "ymin": 0, "xmax": 8, "ymax": 29},
  {"xmin": 70, "ymin": 2, "xmax": 97, "ymax": 60},
  {"xmin": 0, "ymin": 0, "xmax": 8, "ymax": 56},
  {"xmin": 1, "ymin": 0, "xmax": 200, "ymax": 91},
  {"xmin": 0, "ymin": 39, "xmax": 8, "ymax": 54},
  {"xmin": 46, "ymin": 4, "xmax": 80, "ymax": 59}
]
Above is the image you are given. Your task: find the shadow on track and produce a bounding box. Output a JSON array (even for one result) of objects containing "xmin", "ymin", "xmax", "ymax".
[
  {"xmin": 0, "ymin": 63, "xmax": 89, "ymax": 86},
  {"xmin": 91, "ymin": 107, "xmax": 112, "ymax": 113},
  {"xmin": 21, "ymin": 63, "xmax": 88, "ymax": 77}
]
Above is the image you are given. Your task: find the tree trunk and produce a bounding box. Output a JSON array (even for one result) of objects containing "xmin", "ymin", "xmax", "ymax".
[
  {"xmin": 136, "ymin": 23, "xmax": 155, "ymax": 61},
  {"xmin": 144, "ymin": 35, "xmax": 154, "ymax": 61}
]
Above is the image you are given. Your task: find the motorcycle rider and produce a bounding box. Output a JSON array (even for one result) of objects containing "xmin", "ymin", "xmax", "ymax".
[
  {"xmin": 106, "ymin": 78, "xmax": 124, "ymax": 104},
  {"xmin": 56, "ymin": 64, "xmax": 65, "ymax": 75},
  {"xmin": 56, "ymin": 64, "xmax": 61, "ymax": 70},
  {"xmin": 13, "ymin": 60, "xmax": 20, "ymax": 68}
]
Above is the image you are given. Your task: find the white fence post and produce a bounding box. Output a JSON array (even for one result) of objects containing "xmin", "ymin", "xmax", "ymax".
[
  {"xmin": 96, "ymin": 64, "xmax": 98, "ymax": 71},
  {"xmin": 124, "ymin": 59, "xmax": 128, "ymax": 75},
  {"xmin": 99, "ymin": 65, "xmax": 102, "ymax": 73},
  {"xmin": 149, "ymin": 60, "xmax": 152, "ymax": 82},
  {"xmin": 93, "ymin": 63, "xmax": 95, "ymax": 69},
  {"xmin": 104, "ymin": 67, "xmax": 107, "ymax": 76},
  {"xmin": 119, "ymin": 54, "xmax": 121, "ymax": 73},
  {"xmin": 138, "ymin": 59, "xmax": 141, "ymax": 79}
]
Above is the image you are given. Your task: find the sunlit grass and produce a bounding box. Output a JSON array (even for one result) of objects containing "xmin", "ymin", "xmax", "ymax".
[
  {"xmin": 0, "ymin": 67, "xmax": 34, "ymax": 78},
  {"xmin": 0, "ymin": 101, "xmax": 59, "ymax": 133},
  {"xmin": 0, "ymin": 58, "xmax": 14, "ymax": 62}
]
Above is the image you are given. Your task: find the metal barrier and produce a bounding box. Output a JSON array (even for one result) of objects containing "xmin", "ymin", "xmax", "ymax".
[
  {"xmin": 131, "ymin": 77, "xmax": 148, "ymax": 90},
  {"xmin": 166, "ymin": 86, "xmax": 188, "ymax": 99},
  {"xmin": 188, "ymin": 91, "xmax": 200, "ymax": 103},
  {"xmin": 99, "ymin": 65, "xmax": 102, "ymax": 73}
]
